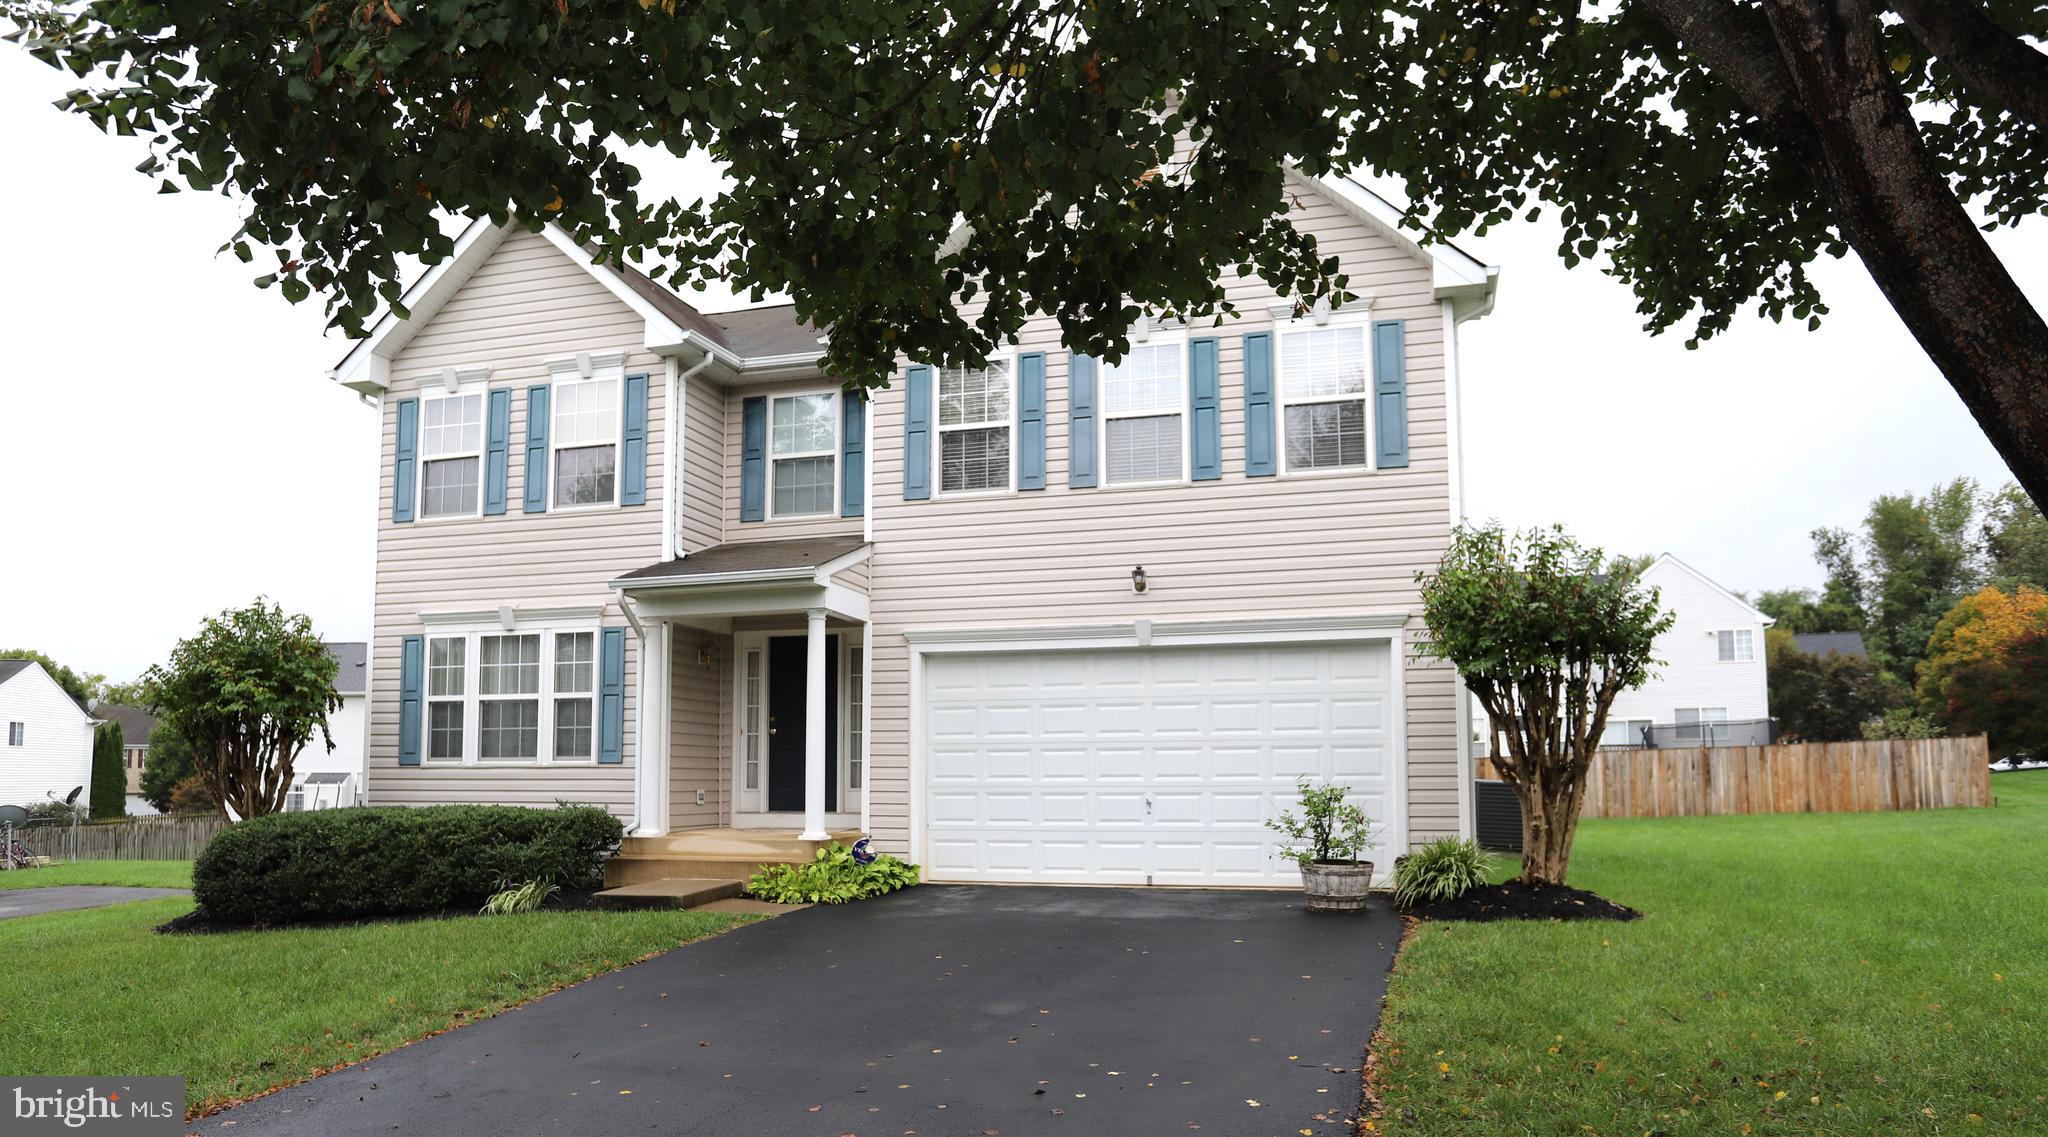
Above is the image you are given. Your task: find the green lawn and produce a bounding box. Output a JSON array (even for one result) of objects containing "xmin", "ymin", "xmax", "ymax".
[
  {"xmin": 0, "ymin": 859, "xmax": 193, "ymax": 890},
  {"xmin": 1375, "ymin": 771, "xmax": 2046, "ymax": 1135},
  {"xmin": 0, "ymin": 897, "xmax": 751, "ymax": 1116}
]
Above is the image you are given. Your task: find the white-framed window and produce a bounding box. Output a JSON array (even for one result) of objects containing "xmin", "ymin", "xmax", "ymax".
[
  {"xmin": 1276, "ymin": 320, "xmax": 1371, "ymax": 473},
  {"xmin": 741, "ymin": 647, "xmax": 763, "ymax": 791},
  {"xmin": 419, "ymin": 389, "xmax": 485, "ymax": 518},
  {"xmin": 769, "ymin": 392, "xmax": 839, "ymax": 516},
  {"xmin": 421, "ymin": 619, "xmax": 600, "ymax": 765},
  {"xmin": 552, "ymin": 363, "xmax": 622, "ymax": 509},
  {"xmin": 1716, "ymin": 629, "xmax": 1755, "ymax": 662},
  {"xmin": 1673, "ymin": 707, "xmax": 1728, "ymax": 743},
  {"xmin": 846, "ymin": 645, "xmax": 865, "ymax": 790},
  {"xmin": 1600, "ymin": 718, "xmax": 1653, "ymax": 747},
  {"xmin": 1101, "ymin": 339, "xmax": 1187, "ymax": 486},
  {"xmin": 6, "ymin": 722, "xmax": 22, "ymax": 746},
  {"xmin": 936, "ymin": 359, "xmax": 1013, "ymax": 495}
]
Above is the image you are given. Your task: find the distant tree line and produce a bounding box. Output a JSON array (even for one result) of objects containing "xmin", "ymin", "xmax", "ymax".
[{"xmin": 1758, "ymin": 480, "xmax": 2048, "ymax": 758}]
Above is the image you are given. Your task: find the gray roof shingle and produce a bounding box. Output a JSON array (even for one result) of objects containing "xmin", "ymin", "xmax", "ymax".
[
  {"xmin": 1792, "ymin": 632, "xmax": 1868, "ymax": 659},
  {"xmin": 90, "ymin": 703, "xmax": 158, "ymax": 745},
  {"xmin": 707, "ymin": 304, "xmax": 825, "ymax": 359},
  {"xmin": 326, "ymin": 641, "xmax": 369, "ymax": 696},
  {"xmin": 614, "ymin": 536, "xmax": 868, "ymax": 585}
]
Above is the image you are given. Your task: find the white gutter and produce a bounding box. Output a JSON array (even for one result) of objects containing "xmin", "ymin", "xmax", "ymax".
[{"xmin": 609, "ymin": 565, "xmax": 820, "ymax": 591}]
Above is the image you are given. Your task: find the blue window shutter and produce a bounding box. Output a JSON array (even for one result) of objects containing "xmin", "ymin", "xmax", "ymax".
[
  {"xmin": 523, "ymin": 385, "xmax": 550, "ymax": 513},
  {"xmin": 841, "ymin": 391, "xmax": 867, "ymax": 517},
  {"xmin": 902, "ymin": 366, "xmax": 933, "ymax": 501},
  {"xmin": 392, "ymin": 398, "xmax": 418, "ymax": 523},
  {"xmin": 1242, "ymin": 332, "xmax": 1276, "ymax": 477},
  {"xmin": 1068, "ymin": 354, "xmax": 1098, "ymax": 488},
  {"xmin": 621, "ymin": 372, "xmax": 649, "ymax": 506},
  {"xmin": 1189, "ymin": 338, "xmax": 1222, "ymax": 481},
  {"xmin": 740, "ymin": 396, "xmax": 767, "ymax": 522},
  {"xmin": 1373, "ymin": 319, "xmax": 1409, "ymax": 469},
  {"xmin": 483, "ymin": 388, "xmax": 511, "ymax": 515},
  {"xmin": 598, "ymin": 627, "xmax": 626, "ymax": 764},
  {"xmin": 397, "ymin": 634, "xmax": 423, "ymax": 766},
  {"xmin": 1017, "ymin": 353, "xmax": 1047, "ymax": 490}
]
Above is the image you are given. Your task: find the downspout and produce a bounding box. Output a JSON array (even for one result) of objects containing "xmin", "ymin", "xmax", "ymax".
[{"xmin": 615, "ymin": 589, "xmax": 648, "ymax": 836}]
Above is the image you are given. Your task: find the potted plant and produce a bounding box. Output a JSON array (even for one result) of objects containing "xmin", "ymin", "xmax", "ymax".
[{"xmin": 1267, "ymin": 779, "xmax": 1376, "ymax": 912}]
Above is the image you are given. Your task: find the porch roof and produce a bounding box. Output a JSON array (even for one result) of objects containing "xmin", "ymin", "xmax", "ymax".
[{"xmin": 612, "ymin": 536, "xmax": 868, "ymax": 589}]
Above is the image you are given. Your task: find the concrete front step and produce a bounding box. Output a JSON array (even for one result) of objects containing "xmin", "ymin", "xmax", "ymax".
[
  {"xmin": 619, "ymin": 828, "xmax": 866, "ymax": 859},
  {"xmin": 606, "ymin": 855, "xmax": 790, "ymax": 887},
  {"xmin": 591, "ymin": 877, "xmax": 745, "ymax": 911}
]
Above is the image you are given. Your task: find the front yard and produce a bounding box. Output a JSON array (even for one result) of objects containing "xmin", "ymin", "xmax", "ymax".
[
  {"xmin": 0, "ymin": 885, "xmax": 748, "ymax": 1115},
  {"xmin": 0, "ymin": 858, "xmax": 192, "ymax": 890},
  {"xmin": 1374, "ymin": 771, "xmax": 2046, "ymax": 1135}
]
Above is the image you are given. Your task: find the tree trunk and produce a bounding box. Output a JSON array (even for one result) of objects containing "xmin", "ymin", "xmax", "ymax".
[
  {"xmin": 1510, "ymin": 763, "xmax": 1585, "ymax": 886},
  {"xmin": 1759, "ymin": 0, "xmax": 2048, "ymax": 510}
]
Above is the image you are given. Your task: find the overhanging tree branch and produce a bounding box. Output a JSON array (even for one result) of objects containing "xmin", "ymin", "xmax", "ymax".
[{"xmin": 1889, "ymin": 0, "xmax": 2048, "ymax": 134}]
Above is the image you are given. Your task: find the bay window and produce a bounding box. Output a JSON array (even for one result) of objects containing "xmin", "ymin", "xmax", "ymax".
[
  {"xmin": 1278, "ymin": 323, "xmax": 1370, "ymax": 472},
  {"xmin": 1101, "ymin": 341, "xmax": 1186, "ymax": 485},
  {"xmin": 419, "ymin": 390, "xmax": 485, "ymax": 517},
  {"xmin": 937, "ymin": 360, "xmax": 1012, "ymax": 494},
  {"xmin": 770, "ymin": 392, "xmax": 838, "ymax": 516}
]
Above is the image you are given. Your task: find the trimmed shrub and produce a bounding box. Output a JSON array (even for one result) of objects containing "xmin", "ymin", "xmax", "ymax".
[
  {"xmin": 192, "ymin": 804, "xmax": 622, "ymax": 926},
  {"xmin": 1392, "ymin": 837, "xmax": 1497, "ymax": 909}
]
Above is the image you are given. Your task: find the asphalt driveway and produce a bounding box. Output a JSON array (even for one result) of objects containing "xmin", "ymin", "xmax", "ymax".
[
  {"xmin": 200, "ymin": 885, "xmax": 1401, "ymax": 1136},
  {"xmin": 0, "ymin": 885, "xmax": 188, "ymax": 920}
]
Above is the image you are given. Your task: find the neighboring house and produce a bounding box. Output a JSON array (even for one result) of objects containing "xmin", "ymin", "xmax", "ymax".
[
  {"xmin": 1600, "ymin": 555, "xmax": 1775, "ymax": 748},
  {"xmin": 89, "ymin": 702, "xmax": 160, "ymax": 815},
  {"xmin": 285, "ymin": 641, "xmax": 369, "ymax": 811},
  {"xmin": 1793, "ymin": 632, "xmax": 1867, "ymax": 659},
  {"xmin": 0, "ymin": 660, "xmax": 98, "ymax": 811},
  {"xmin": 330, "ymin": 171, "xmax": 1500, "ymax": 886}
]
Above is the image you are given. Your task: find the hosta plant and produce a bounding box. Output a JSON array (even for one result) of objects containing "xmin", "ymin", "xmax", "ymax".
[
  {"xmin": 1392, "ymin": 838, "xmax": 1497, "ymax": 909},
  {"xmin": 747, "ymin": 842, "xmax": 920, "ymax": 905}
]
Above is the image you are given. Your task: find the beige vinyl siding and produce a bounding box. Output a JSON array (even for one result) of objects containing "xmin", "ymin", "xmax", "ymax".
[
  {"xmin": 862, "ymin": 182, "xmax": 1462, "ymax": 854},
  {"xmin": 669, "ymin": 633, "xmax": 730, "ymax": 826},
  {"xmin": 680, "ymin": 372, "xmax": 726, "ymax": 554},
  {"xmin": 721, "ymin": 378, "xmax": 864, "ymax": 544},
  {"xmin": 367, "ymin": 228, "xmax": 667, "ymax": 817}
]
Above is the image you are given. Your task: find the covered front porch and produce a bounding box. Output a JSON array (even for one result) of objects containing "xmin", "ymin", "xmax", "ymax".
[{"xmin": 611, "ymin": 536, "xmax": 873, "ymax": 850}]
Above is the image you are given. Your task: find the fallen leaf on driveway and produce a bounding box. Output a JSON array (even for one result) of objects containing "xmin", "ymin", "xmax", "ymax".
[{"xmin": 807, "ymin": 1105, "xmax": 822, "ymax": 1112}]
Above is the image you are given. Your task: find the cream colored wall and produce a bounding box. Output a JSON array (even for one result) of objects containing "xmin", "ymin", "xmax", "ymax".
[
  {"xmin": 861, "ymin": 182, "xmax": 1464, "ymax": 854},
  {"xmin": 668, "ymin": 632, "xmax": 730, "ymax": 826},
  {"xmin": 679, "ymin": 371, "xmax": 726, "ymax": 554},
  {"xmin": 366, "ymin": 228, "xmax": 667, "ymax": 817}
]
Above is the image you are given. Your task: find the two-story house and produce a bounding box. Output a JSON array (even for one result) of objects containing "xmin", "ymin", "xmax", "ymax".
[
  {"xmin": 332, "ymin": 172, "xmax": 1498, "ymax": 887},
  {"xmin": 1599, "ymin": 555, "xmax": 1775, "ymax": 747}
]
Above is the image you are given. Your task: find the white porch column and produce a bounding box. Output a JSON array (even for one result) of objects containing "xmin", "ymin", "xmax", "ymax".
[
  {"xmin": 632, "ymin": 619, "xmax": 671, "ymax": 837},
  {"xmin": 800, "ymin": 607, "xmax": 830, "ymax": 840}
]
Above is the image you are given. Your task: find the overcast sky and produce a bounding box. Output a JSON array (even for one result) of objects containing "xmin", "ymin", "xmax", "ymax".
[{"xmin": 4, "ymin": 51, "xmax": 2043, "ymax": 684}]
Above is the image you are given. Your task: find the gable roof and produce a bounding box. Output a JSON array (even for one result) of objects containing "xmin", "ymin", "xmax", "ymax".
[
  {"xmin": 1299, "ymin": 172, "xmax": 1500, "ymax": 324},
  {"xmin": 1793, "ymin": 632, "xmax": 1867, "ymax": 659},
  {"xmin": 612, "ymin": 536, "xmax": 870, "ymax": 589},
  {"xmin": 326, "ymin": 641, "xmax": 369, "ymax": 696},
  {"xmin": 1643, "ymin": 554, "xmax": 1776, "ymax": 625},
  {"xmin": 90, "ymin": 703, "xmax": 157, "ymax": 744},
  {"xmin": 0, "ymin": 659, "xmax": 96, "ymax": 719}
]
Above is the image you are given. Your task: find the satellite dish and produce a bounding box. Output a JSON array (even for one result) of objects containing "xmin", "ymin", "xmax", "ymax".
[
  {"xmin": 0, "ymin": 804, "xmax": 28, "ymax": 827},
  {"xmin": 63, "ymin": 786, "xmax": 83, "ymax": 806}
]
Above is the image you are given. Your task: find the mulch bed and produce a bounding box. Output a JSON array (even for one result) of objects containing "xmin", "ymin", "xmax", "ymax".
[
  {"xmin": 1404, "ymin": 881, "xmax": 1641, "ymax": 923},
  {"xmin": 155, "ymin": 890, "xmax": 604, "ymax": 935}
]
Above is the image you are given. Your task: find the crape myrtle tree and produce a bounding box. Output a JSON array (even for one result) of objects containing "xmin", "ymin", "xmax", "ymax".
[
  {"xmin": 5, "ymin": 3, "xmax": 2048, "ymax": 503},
  {"xmin": 1417, "ymin": 525, "xmax": 1671, "ymax": 886},
  {"xmin": 142, "ymin": 600, "xmax": 338, "ymax": 821}
]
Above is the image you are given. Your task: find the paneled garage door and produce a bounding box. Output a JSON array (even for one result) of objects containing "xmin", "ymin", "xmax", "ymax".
[{"xmin": 922, "ymin": 640, "xmax": 1397, "ymax": 885}]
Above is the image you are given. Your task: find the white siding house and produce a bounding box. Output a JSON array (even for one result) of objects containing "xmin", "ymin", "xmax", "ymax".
[
  {"xmin": 286, "ymin": 642, "xmax": 369, "ymax": 811},
  {"xmin": 1601, "ymin": 555, "xmax": 1774, "ymax": 747},
  {"xmin": 0, "ymin": 660, "xmax": 98, "ymax": 811}
]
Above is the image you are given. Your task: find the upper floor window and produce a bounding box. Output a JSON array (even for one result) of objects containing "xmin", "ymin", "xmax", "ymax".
[
  {"xmin": 1716, "ymin": 629, "xmax": 1755, "ymax": 662},
  {"xmin": 1278, "ymin": 323, "xmax": 1369, "ymax": 472},
  {"xmin": 553, "ymin": 370, "xmax": 621, "ymax": 509},
  {"xmin": 424, "ymin": 622, "xmax": 597, "ymax": 765},
  {"xmin": 938, "ymin": 360, "xmax": 1012, "ymax": 494},
  {"xmin": 770, "ymin": 393, "xmax": 839, "ymax": 516},
  {"xmin": 419, "ymin": 390, "xmax": 484, "ymax": 517},
  {"xmin": 1102, "ymin": 341, "xmax": 1186, "ymax": 486},
  {"xmin": 6, "ymin": 722, "xmax": 21, "ymax": 746}
]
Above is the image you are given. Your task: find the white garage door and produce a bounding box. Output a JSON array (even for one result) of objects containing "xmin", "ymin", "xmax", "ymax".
[{"xmin": 922, "ymin": 640, "xmax": 1398, "ymax": 886}]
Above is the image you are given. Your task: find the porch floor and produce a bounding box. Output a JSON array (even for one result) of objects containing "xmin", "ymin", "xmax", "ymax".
[{"xmin": 604, "ymin": 827, "xmax": 867, "ymax": 889}]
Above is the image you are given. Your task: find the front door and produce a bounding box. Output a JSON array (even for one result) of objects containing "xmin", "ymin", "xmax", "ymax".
[{"xmin": 767, "ymin": 634, "xmax": 838, "ymax": 812}]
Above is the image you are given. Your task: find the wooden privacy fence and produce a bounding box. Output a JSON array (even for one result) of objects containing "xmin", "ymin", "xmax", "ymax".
[
  {"xmin": 41, "ymin": 814, "xmax": 225, "ymax": 861},
  {"xmin": 1475, "ymin": 735, "xmax": 1993, "ymax": 819}
]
